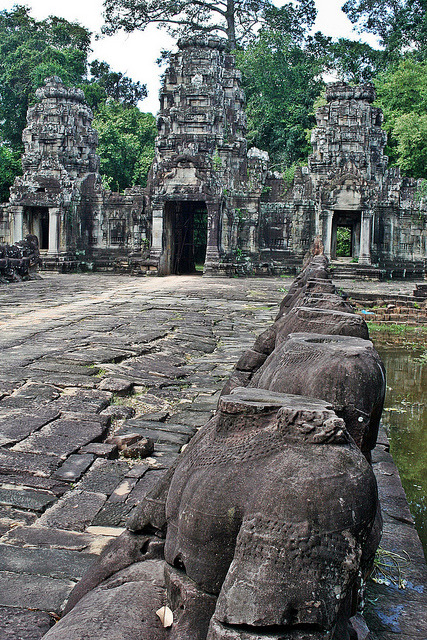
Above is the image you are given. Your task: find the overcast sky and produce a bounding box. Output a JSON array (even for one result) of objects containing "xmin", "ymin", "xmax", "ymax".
[{"xmin": 0, "ymin": 0, "xmax": 379, "ymax": 114}]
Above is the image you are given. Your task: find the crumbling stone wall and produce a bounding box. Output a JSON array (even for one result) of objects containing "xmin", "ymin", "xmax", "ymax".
[
  {"xmin": 1, "ymin": 58, "xmax": 425, "ymax": 276},
  {"xmin": 146, "ymin": 36, "xmax": 266, "ymax": 275},
  {"xmin": 4, "ymin": 77, "xmax": 103, "ymax": 265}
]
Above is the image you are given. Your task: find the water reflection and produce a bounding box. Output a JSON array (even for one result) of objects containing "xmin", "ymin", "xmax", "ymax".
[{"xmin": 375, "ymin": 345, "xmax": 427, "ymax": 554}]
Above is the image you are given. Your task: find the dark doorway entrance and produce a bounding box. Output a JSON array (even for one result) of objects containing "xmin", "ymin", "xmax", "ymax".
[
  {"xmin": 163, "ymin": 201, "xmax": 208, "ymax": 274},
  {"xmin": 331, "ymin": 211, "xmax": 361, "ymax": 260},
  {"xmin": 25, "ymin": 207, "xmax": 49, "ymax": 250}
]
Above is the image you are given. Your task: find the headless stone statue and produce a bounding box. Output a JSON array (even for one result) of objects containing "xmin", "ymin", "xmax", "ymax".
[{"xmin": 44, "ymin": 389, "xmax": 380, "ymax": 640}]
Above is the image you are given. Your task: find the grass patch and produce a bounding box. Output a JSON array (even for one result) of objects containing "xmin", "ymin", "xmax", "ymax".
[
  {"xmin": 371, "ymin": 547, "xmax": 410, "ymax": 589},
  {"xmin": 367, "ymin": 322, "xmax": 427, "ymax": 359}
]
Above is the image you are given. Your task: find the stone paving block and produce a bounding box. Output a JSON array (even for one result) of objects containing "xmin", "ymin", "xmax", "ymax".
[
  {"xmin": 0, "ymin": 606, "xmax": 54, "ymax": 640},
  {"xmin": 98, "ymin": 377, "xmax": 134, "ymax": 395},
  {"xmin": 90, "ymin": 501, "xmax": 134, "ymax": 527},
  {"xmin": 0, "ymin": 506, "xmax": 38, "ymax": 532},
  {"xmin": 53, "ymin": 454, "xmax": 95, "ymax": 482},
  {"xmin": 0, "ymin": 525, "xmax": 94, "ymax": 551},
  {"xmin": 125, "ymin": 463, "xmax": 150, "ymax": 478},
  {"xmin": 12, "ymin": 416, "xmax": 109, "ymax": 459},
  {"xmin": 37, "ymin": 490, "xmax": 107, "ymax": 532},
  {"xmin": 57, "ymin": 346, "xmax": 134, "ymax": 365},
  {"xmin": 119, "ymin": 427, "xmax": 188, "ymax": 446},
  {"xmin": 0, "ymin": 484, "xmax": 56, "ymax": 512},
  {"xmin": 52, "ymin": 389, "xmax": 112, "ymax": 414},
  {"xmin": 122, "ymin": 418, "xmax": 193, "ymax": 435},
  {"xmin": 78, "ymin": 442, "xmax": 118, "ymax": 458},
  {"xmin": 27, "ymin": 373, "xmax": 97, "ymax": 389},
  {"xmin": 0, "ymin": 544, "xmax": 96, "ymax": 580},
  {"xmin": 124, "ymin": 469, "xmax": 167, "ymax": 508},
  {"xmin": 27, "ymin": 362, "xmax": 101, "ymax": 376},
  {"xmin": 0, "ymin": 571, "xmax": 74, "ymax": 613},
  {"xmin": 0, "ymin": 450, "xmax": 60, "ymax": 477},
  {"xmin": 171, "ymin": 410, "xmax": 213, "ymax": 427},
  {"xmin": 76, "ymin": 458, "xmax": 130, "ymax": 494},
  {"xmin": 0, "ymin": 408, "xmax": 61, "ymax": 445},
  {"xmin": 150, "ymin": 452, "xmax": 179, "ymax": 469},
  {"xmin": 100, "ymin": 404, "xmax": 135, "ymax": 419},
  {"xmin": 12, "ymin": 382, "xmax": 61, "ymax": 401},
  {"xmin": 0, "ymin": 471, "xmax": 69, "ymax": 496}
]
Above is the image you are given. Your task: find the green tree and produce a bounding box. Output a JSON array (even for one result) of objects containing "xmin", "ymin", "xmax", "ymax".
[
  {"xmin": 342, "ymin": 0, "xmax": 427, "ymax": 60},
  {"xmin": 93, "ymin": 101, "xmax": 157, "ymax": 192},
  {"xmin": 102, "ymin": 0, "xmax": 315, "ymax": 50},
  {"xmin": 0, "ymin": 6, "xmax": 151, "ymax": 201},
  {"xmin": 374, "ymin": 58, "xmax": 427, "ymax": 177},
  {"xmin": 0, "ymin": 6, "xmax": 90, "ymax": 149},
  {"xmin": 85, "ymin": 59, "xmax": 147, "ymax": 110},
  {"xmin": 326, "ymin": 38, "xmax": 386, "ymax": 83},
  {"xmin": 0, "ymin": 146, "xmax": 21, "ymax": 203},
  {"xmin": 235, "ymin": 15, "xmax": 323, "ymax": 168}
]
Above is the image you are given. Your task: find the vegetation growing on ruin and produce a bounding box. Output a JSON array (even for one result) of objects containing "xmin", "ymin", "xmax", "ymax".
[
  {"xmin": 0, "ymin": 5, "xmax": 153, "ymax": 201},
  {"xmin": 2, "ymin": 0, "xmax": 427, "ymax": 196}
]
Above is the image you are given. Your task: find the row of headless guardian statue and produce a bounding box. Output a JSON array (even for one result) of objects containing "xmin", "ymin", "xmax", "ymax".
[{"xmin": 43, "ymin": 240, "xmax": 385, "ymax": 640}]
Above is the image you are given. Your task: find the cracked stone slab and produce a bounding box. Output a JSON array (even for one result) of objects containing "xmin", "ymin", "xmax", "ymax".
[
  {"xmin": 0, "ymin": 525, "xmax": 95, "ymax": 551},
  {"xmin": 12, "ymin": 416, "xmax": 110, "ymax": 459},
  {"xmin": 0, "ymin": 544, "xmax": 96, "ymax": 580},
  {"xmin": 0, "ymin": 507, "xmax": 37, "ymax": 535},
  {"xmin": 0, "ymin": 470, "xmax": 69, "ymax": 496},
  {"xmin": 0, "ymin": 484, "xmax": 56, "ymax": 512},
  {"xmin": 0, "ymin": 571, "xmax": 74, "ymax": 612},
  {"xmin": 37, "ymin": 490, "xmax": 107, "ymax": 532},
  {"xmin": 0, "ymin": 408, "xmax": 61, "ymax": 446},
  {"xmin": 0, "ymin": 606, "xmax": 54, "ymax": 640}
]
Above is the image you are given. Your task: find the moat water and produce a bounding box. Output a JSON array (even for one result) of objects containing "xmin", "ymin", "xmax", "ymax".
[{"xmin": 374, "ymin": 342, "xmax": 427, "ymax": 555}]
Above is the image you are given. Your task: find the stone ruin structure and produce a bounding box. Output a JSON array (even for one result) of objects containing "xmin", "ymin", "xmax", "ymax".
[
  {"xmin": 0, "ymin": 234, "xmax": 41, "ymax": 282},
  {"xmin": 0, "ymin": 76, "xmax": 147, "ymax": 271},
  {"xmin": 41, "ymin": 250, "xmax": 385, "ymax": 640},
  {"xmin": 0, "ymin": 38, "xmax": 426, "ymax": 277}
]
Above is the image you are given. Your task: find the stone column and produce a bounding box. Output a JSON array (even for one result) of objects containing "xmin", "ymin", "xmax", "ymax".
[
  {"xmin": 47, "ymin": 208, "xmax": 60, "ymax": 254},
  {"xmin": 11, "ymin": 206, "xmax": 24, "ymax": 244},
  {"xmin": 204, "ymin": 200, "xmax": 221, "ymax": 267},
  {"xmin": 150, "ymin": 206, "xmax": 163, "ymax": 262},
  {"xmin": 323, "ymin": 210, "xmax": 334, "ymax": 260},
  {"xmin": 359, "ymin": 211, "xmax": 372, "ymax": 265}
]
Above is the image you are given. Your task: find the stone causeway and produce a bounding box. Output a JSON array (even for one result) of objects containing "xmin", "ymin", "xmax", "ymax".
[{"xmin": 0, "ymin": 273, "xmax": 425, "ymax": 639}]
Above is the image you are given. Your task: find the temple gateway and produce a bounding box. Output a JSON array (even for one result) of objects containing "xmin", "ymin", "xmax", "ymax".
[{"xmin": 1, "ymin": 36, "xmax": 426, "ymax": 277}]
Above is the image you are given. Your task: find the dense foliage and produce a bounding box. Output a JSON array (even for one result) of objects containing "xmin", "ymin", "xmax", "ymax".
[
  {"xmin": 342, "ymin": 0, "xmax": 427, "ymax": 60},
  {"xmin": 93, "ymin": 102, "xmax": 157, "ymax": 192},
  {"xmin": 374, "ymin": 58, "xmax": 427, "ymax": 178},
  {"xmin": 0, "ymin": 6, "xmax": 152, "ymax": 201},
  {"xmin": 2, "ymin": 0, "xmax": 427, "ymax": 199},
  {"xmin": 102, "ymin": 0, "xmax": 316, "ymax": 50},
  {"xmin": 236, "ymin": 21, "xmax": 324, "ymax": 167}
]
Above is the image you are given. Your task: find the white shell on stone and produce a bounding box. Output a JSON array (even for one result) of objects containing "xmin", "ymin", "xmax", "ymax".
[{"xmin": 156, "ymin": 606, "xmax": 174, "ymax": 627}]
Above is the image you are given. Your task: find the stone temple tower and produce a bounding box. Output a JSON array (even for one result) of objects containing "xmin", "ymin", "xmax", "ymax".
[
  {"xmin": 7, "ymin": 77, "xmax": 101, "ymax": 262},
  {"xmin": 309, "ymin": 83, "xmax": 388, "ymax": 264},
  {"xmin": 147, "ymin": 36, "xmax": 258, "ymax": 275}
]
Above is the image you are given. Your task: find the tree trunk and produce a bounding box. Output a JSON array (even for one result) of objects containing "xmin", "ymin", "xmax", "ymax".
[{"xmin": 226, "ymin": 0, "xmax": 237, "ymax": 49}]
